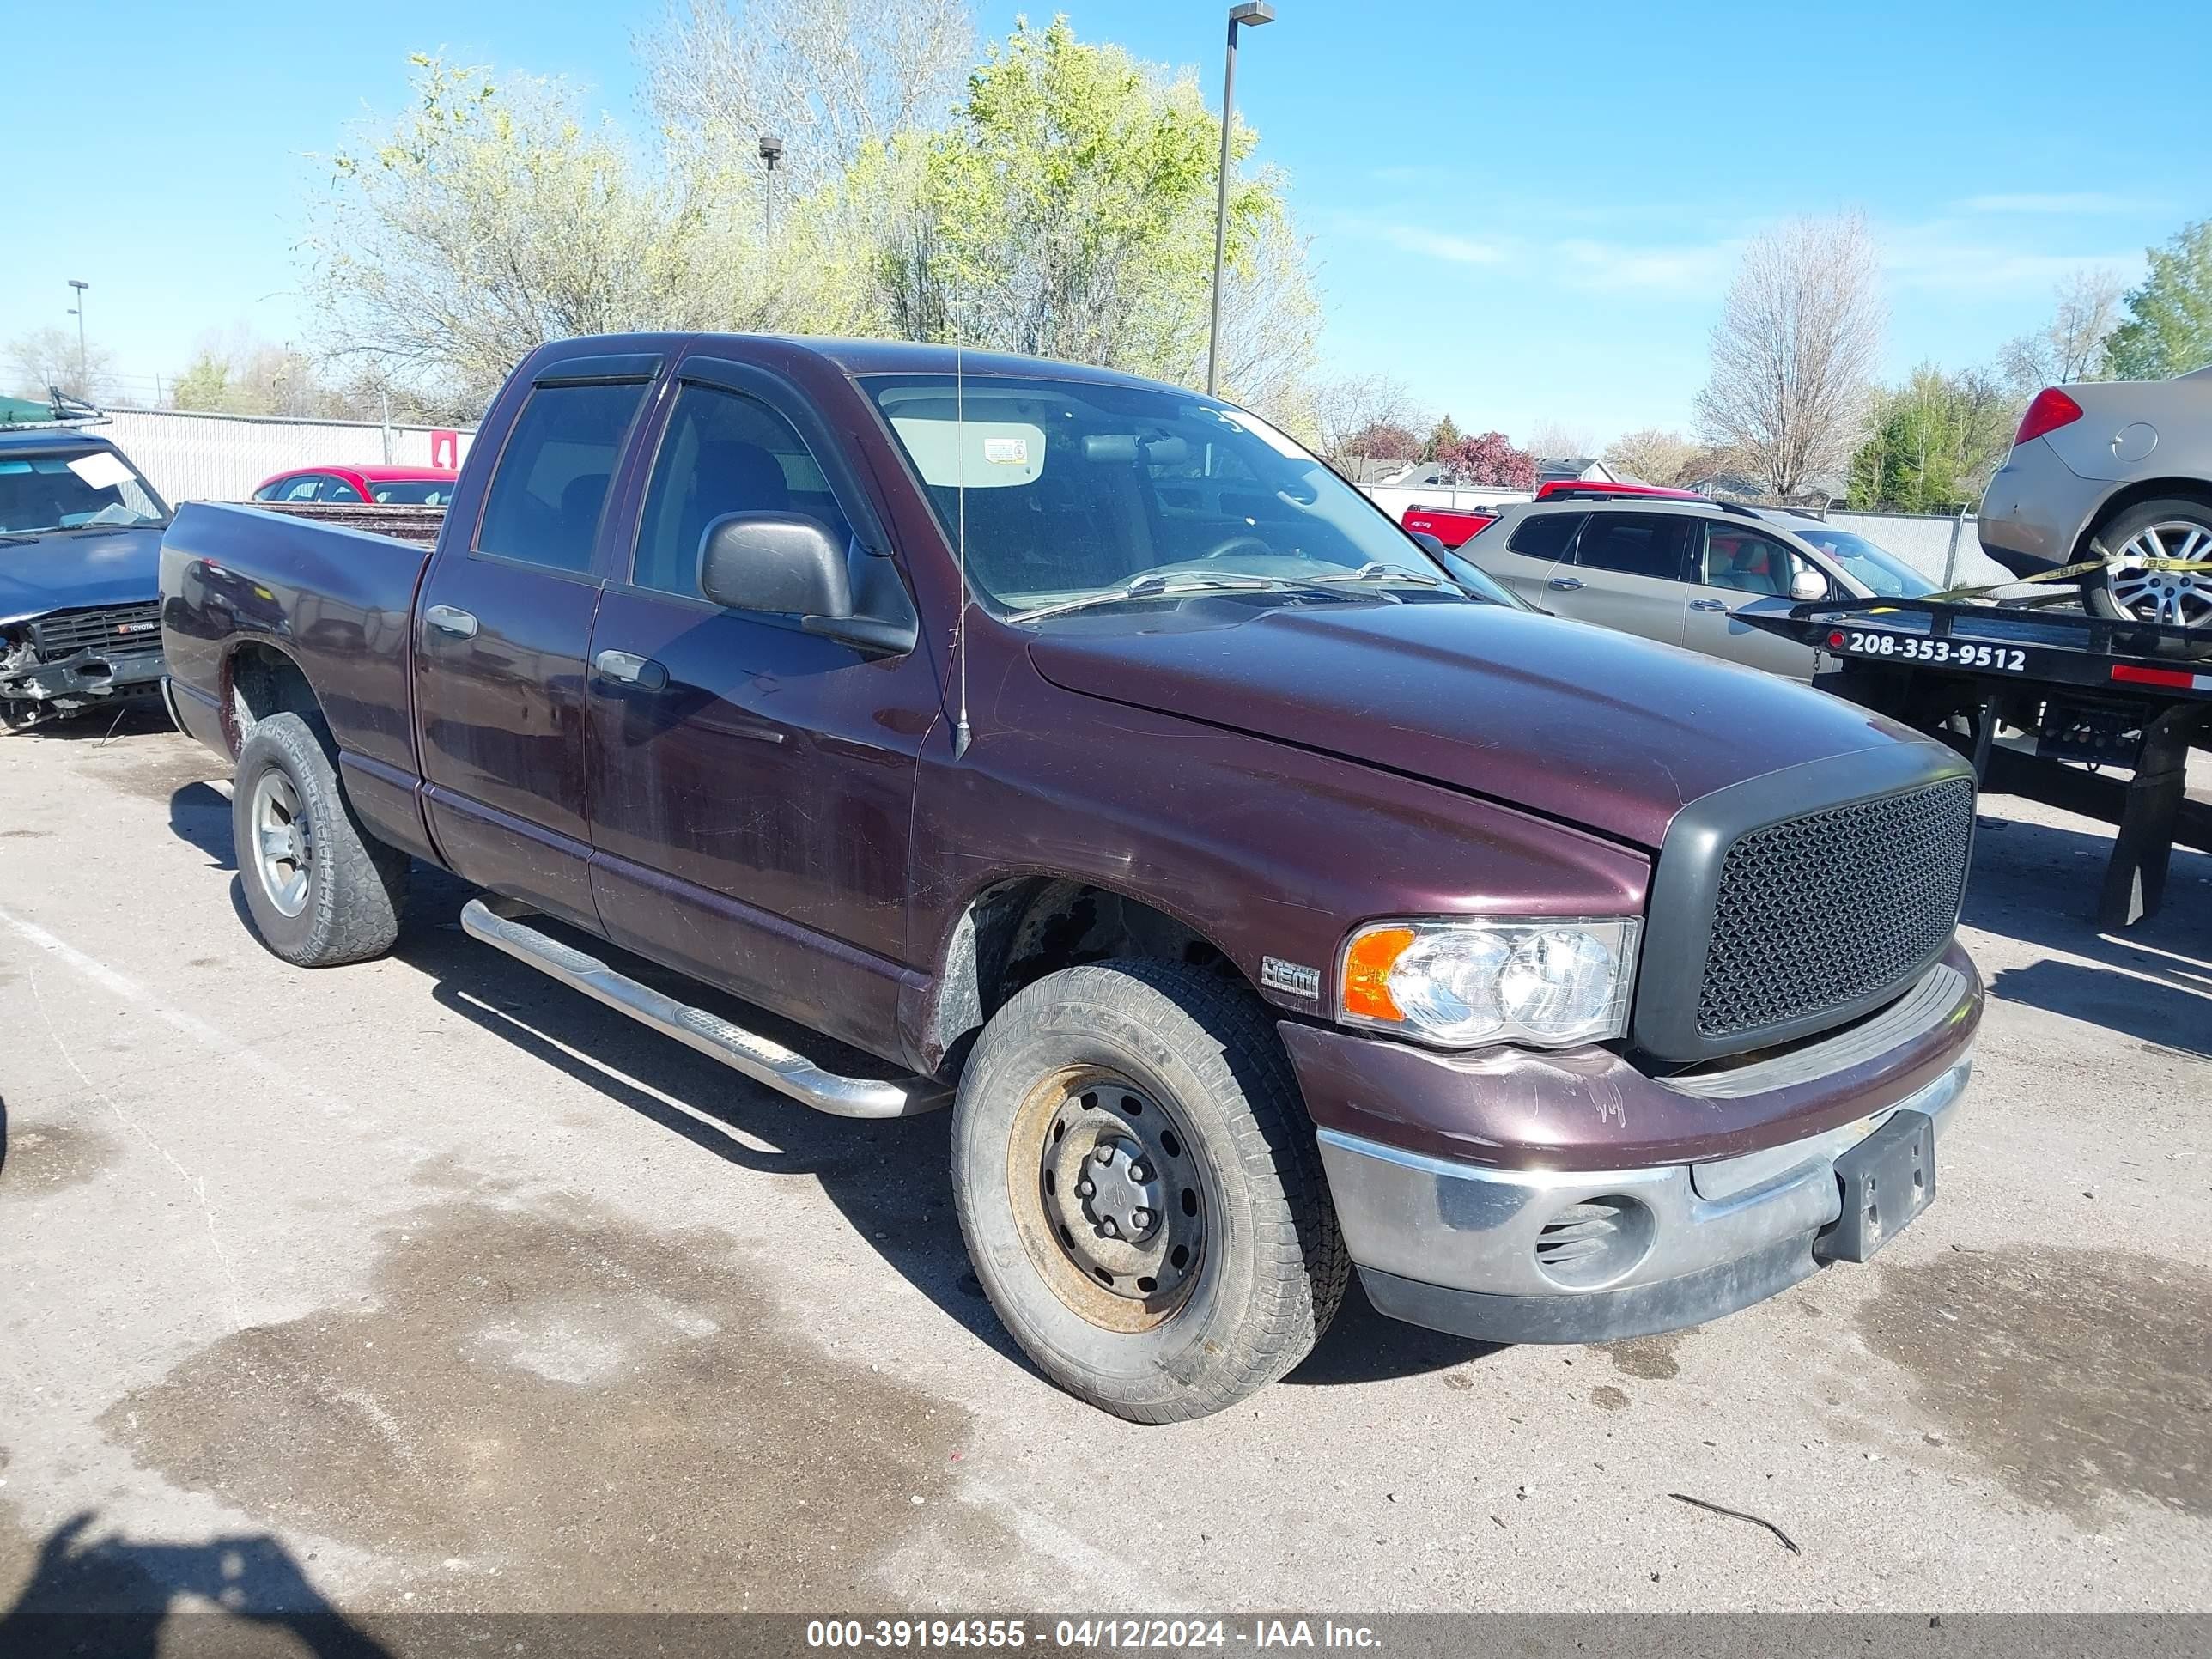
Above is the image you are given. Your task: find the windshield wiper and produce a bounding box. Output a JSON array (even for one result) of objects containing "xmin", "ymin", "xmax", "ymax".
[
  {"xmin": 1008, "ymin": 572, "xmax": 1291, "ymax": 623},
  {"xmin": 1315, "ymin": 562, "xmax": 1449, "ymax": 589}
]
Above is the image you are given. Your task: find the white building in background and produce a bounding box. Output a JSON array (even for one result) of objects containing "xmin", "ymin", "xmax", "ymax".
[{"xmin": 101, "ymin": 407, "xmax": 477, "ymax": 506}]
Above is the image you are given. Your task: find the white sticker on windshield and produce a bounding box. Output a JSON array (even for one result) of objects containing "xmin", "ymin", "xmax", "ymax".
[
  {"xmin": 889, "ymin": 417, "xmax": 1047, "ymax": 489},
  {"xmin": 66, "ymin": 452, "xmax": 134, "ymax": 491}
]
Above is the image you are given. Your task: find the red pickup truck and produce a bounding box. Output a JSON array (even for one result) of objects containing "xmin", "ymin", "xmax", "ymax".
[{"xmin": 160, "ymin": 334, "xmax": 1981, "ymax": 1421}]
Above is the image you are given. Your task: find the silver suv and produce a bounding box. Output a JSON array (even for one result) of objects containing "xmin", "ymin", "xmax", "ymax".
[{"xmin": 1458, "ymin": 496, "xmax": 1936, "ymax": 678}]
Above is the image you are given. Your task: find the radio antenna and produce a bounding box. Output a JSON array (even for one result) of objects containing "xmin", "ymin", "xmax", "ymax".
[{"xmin": 951, "ymin": 334, "xmax": 972, "ymax": 760}]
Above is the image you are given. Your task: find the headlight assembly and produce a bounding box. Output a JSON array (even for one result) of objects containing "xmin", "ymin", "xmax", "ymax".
[{"xmin": 1339, "ymin": 916, "xmax": 1641, "ymax": 1049}]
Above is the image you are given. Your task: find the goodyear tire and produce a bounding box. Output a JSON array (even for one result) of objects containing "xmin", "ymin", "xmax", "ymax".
[
  {"xmin": 233, "ymin": 711, "xmax": 408, "ymax": 967},
  {"xmin": 951, "ymin": 959, "xmax": 1347, "ymax": 1423}
]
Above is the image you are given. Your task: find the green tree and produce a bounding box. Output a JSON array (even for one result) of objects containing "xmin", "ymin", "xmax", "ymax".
[
  {"xmin": 874, "ymin": 17, "xmax": 1315, "ymax": 413},
  {"xmin": 1424, "ymin": 414, "xmax": 1460, "ymax": 460},
  {"xmin": 1846, "ymin": 364, "xmax": 2012, "ymax": 512},
  {"xmin": 306, "ymin": 55, "xmax": 799, "ymax": 413},
  {"xmin": 2103, "ymin": 218, "xmax": 2212, "ymax": 380}
]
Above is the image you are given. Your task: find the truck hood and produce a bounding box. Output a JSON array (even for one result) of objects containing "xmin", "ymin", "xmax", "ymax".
[
  {"xmin": 1027, "ymin": 599, "xmax": 1911, "ymax": 848},
  {"xmin": 0, "ymin": 526, "xmax": 164, "ymax": 629}
]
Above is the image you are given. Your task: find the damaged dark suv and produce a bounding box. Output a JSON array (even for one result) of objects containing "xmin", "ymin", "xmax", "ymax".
[{"xmin": 0, "ymin": 421, "xmax": 171, "ymax": 728}]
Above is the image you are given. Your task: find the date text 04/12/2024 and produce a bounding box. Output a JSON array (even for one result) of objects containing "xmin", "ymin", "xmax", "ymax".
[{"xmin": 805, "ymin": 1620, "xmax": 1382, "ymax": 1650}]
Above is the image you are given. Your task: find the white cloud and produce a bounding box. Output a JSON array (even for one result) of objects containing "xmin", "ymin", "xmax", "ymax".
[
  {"xmin": 1553, "ymin": 237, "xmax": 1736, "ymax": 296},
  {"xmin": 1367, "ymin": 222, "xmax": 1510, "ymax": 264},
  {"xmin": 1957, "ymin": 192, "xmax": 2164, "ymax": 216},
  {"xmin": 1878, "ymin": 226, "xmax": 2141, "ymax": 294}
]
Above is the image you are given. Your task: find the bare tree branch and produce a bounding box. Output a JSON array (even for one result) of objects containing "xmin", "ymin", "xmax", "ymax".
[{"xmin": 1695, "ymin": 213, "xmax": 1884, "ymax": 500}]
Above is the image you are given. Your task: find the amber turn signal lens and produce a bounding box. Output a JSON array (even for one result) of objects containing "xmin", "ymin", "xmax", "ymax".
[{"xmin": 1341, "ymin": 926, "xmax": 1415, "ymax": 1021}]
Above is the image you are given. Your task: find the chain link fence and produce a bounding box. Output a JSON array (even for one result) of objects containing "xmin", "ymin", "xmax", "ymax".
[{"xmin": 101, "ymin": 407, "xmax": 479, "ymax": 506}]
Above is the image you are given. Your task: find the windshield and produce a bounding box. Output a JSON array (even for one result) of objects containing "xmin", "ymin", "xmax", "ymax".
[
  {"xmin": 0, "ymin": 446, "xmax": 170, "ymax": 536},
  {"xmin": 369, "ymin": 478, "xmax": 455, "ymax": 506},
  {"xmin": 1788, "ymin": 526, "xmax": 1936, "ymax": 598},
  {"xmin": 863, "ymin": 374, "xmax": 1468, "ymax": 615}
]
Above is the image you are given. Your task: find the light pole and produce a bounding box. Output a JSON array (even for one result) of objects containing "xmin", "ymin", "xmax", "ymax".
[
  {"xmin": 759, "ymin": 134, "xmax": 784, "ymax": 249},
  {"xmin": 65, "ymin": 279, "xmax": 89, "ymax": 395},
  {"xmin": 1206, "ymin": 3, "xmax": 1274, "ymax": 397}
]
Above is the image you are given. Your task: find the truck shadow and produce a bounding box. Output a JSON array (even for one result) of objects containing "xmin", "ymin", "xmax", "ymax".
[
  {"xmin": 0, "ymin": 703, "xmax": 174, "ymax": 743},
  {"xmin": 373, "ymin": 863, "xmax": 1486, "ymax": 1390},
  {"xmin": 173, "ymin": 793, "xmax": 1510, "ymax": 1395},
  {"xmin": 1960, "ymin": 809, "xmax": 2212, "ymax": 1059},
  {"xmin": 0, "ymin": 1510, "xmax": 389, "ymax": 1658},
  {"xmin": 168, "ymin": 781, "xmax": 235, "ymax": 872}
]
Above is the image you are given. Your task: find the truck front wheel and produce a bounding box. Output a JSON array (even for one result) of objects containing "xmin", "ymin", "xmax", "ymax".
[
  {"xmin": 233, "ymin": 711, "xmax": 409, "ymax": 967},
  {"xmin": 951, "ymin": 959, "xmax": 1348, "ymax": 1422}
]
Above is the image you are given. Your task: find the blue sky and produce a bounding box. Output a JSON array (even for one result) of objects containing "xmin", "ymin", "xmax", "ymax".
[{"xmin": 8, "ymin": 1, "xmax": 2205, "ymax": 442}]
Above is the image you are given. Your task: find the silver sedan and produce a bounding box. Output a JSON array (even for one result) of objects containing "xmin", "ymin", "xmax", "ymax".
[{"xmin": 1979, "ymin": 366, "xmax": 2212, "ymax": 630}]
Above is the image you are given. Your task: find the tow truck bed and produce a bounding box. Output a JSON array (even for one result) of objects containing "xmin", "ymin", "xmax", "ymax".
[{"xmin": 1742, "ymin": 594, "xmax": 2212, "ymax": 929}]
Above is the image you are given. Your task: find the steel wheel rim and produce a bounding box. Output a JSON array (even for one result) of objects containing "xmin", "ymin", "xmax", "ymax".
[
  {"xmin": 1006, "ymin": 1067, "xmax": 1208, "ymax": 1333},
  {"xmin": 250, "ymin": 769, "xmax": 313, "ymax": 917},
  {"xmin": 2107, "ymin": 521, "xmax": 2212, "ymax": 629}
]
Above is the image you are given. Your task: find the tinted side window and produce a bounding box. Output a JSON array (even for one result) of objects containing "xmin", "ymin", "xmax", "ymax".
[
  {"xmin": 476, "ymin": 381, "xmax": 648, "ymax": 574},
  {"xmin": 1507, "ymin": 511, "xmax": 1583, "ymax": 560},
  {"xmin": 276, "ymin": 476, "xmax": 324, "ymax": 502},
  {"xmin": 1574, "ymin": 514, "xmax": 1691, "ymax": 580},
  {"xmin": 1701, "ymin": 526, "xmax": 1820, "ymax": 597},
  {"xmin": 317, "ymin": 476, "xmax": 368, "ymax": 503},
  {"xmin": 633, "ymin": 383, "xmax": 854, "ymax": 599}
]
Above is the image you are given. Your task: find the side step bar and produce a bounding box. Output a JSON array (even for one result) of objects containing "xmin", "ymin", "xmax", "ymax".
[{"xmin": 459, "ymin": 897, "xmax": 951, "ymax": 1120}]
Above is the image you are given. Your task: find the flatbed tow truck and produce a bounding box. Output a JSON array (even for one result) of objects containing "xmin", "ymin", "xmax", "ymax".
[{"xmin": 1742, "ymin": 592, "xmax": 2212, "ymax": 929}]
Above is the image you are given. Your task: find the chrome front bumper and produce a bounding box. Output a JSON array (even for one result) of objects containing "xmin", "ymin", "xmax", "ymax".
[{"xmin": 1318, "ymin": 1054, "xmax": 1972, "ymax": 1344}]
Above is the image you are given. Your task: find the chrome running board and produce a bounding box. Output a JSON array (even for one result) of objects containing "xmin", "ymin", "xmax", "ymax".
[{"xmin": 459, "ymin": 897, "xmax": 951, "ymax": 1120}]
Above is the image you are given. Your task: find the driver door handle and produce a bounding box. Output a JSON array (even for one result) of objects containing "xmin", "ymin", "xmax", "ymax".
[
  {"xmin": 424, "ymin": 604, "xmax": 478, "ymax": 638},
  {"xmin": 1690, "ymin": 598, "xmax": 1729, "ymax": 611},
  {"xmin": 593, "ymin": 648, "xmax": 668, "ymax": 690},
  {"xmin": 1547, "ymin": 575, "xmax": 1584, "ymax": 591}
]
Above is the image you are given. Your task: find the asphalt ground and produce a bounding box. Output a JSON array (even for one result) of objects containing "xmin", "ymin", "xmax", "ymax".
[{"xmin": 2, "ymin": 708, "xmax": 2207, "ymax": 1632}]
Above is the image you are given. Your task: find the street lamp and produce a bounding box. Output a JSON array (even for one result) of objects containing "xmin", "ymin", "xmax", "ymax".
[
  {"xmin": 65, "ymin": 279, "xmax": 89, "ymax": 395},
  {"xmin": 759, "ymin": 134, "xmax": 785, "ymax": 248},
  {"xmin": 1206, "ymin": 2, "xmax": 1274, "ymax": 397}
]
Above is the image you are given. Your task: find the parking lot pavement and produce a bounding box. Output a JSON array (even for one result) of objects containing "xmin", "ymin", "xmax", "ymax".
[{"xmin": 1, "ymin": 711, "xmax": 2208, "ymax": 1620}]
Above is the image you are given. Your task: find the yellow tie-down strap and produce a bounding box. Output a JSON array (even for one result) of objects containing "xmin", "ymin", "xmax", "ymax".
[{"xmin": 1853, "ymin": 541, "xmax": 2212, "ymax": 616}]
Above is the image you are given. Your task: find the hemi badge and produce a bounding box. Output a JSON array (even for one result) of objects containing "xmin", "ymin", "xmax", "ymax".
[{"xmin": 1261, "ymin": 957, "xmax": 1322, "ymax": 1001}]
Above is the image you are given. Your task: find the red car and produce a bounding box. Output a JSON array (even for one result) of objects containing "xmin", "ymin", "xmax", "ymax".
[
  {"xmin": 252, "ymin": 465, "xmax": 459, "ymax": 507},
  {"xmin": 1400, "ymin": 505, "xmax": 1498, "ymax": 548},
  {"xmin": 1534, "ymin": 479, "xmax": 1703, "ymax": 502}
]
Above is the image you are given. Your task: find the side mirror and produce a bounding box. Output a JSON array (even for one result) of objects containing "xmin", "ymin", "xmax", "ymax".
[
  {"xmin": 698, "ymin": 512, "xmax": 853, "ymax": 618},
  {"xmin": 1408, "ymin": 530, "xmax": 1449, "ymax": 558},
  {"xmin": 1789, "ymin": 568, "xmax": 1827, "ymax": 602}
]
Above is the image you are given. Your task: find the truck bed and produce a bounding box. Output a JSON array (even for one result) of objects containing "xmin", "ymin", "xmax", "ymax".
[{"xmin": 158, "ymin": 501, "xmax": 436, "ymax": 784}]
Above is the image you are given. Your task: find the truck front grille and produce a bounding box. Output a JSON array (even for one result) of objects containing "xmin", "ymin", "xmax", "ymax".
[
  {"xmin": 1696, "ymin": 777, "xmax": 1975, "ymax": 1042},
  {"xmin": 26, "ymin": 605, "xmax": 162, "ymax": 661}
]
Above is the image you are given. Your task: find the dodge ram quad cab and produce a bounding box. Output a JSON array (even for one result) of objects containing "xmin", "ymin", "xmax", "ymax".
[{"xmin": 160, "ymin": 333, "xmax": 1983, "ymax": 1422}]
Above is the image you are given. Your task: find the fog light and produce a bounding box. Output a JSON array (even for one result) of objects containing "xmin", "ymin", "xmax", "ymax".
[{"xmin": 1532, "ymin": 1194, "xmax": 1653, "ymax": 1289}]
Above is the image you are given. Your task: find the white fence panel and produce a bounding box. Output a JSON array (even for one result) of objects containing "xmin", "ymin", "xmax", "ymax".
[
  {"xmin": 1820, "ymin": 509, "xmax": 2008, "ymax": 589},
  {"xmin": 102, "ymin": 408, "xmax": 478, "ymax": 506}
]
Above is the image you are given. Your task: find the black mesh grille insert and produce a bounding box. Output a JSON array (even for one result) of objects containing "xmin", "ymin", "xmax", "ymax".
[
  {"xmin": 1696, "ymin": 777, "xmax": 1974, "ymax": 1042},
  {"xmin": 27, "ymin": 605, "xmax": 162, "ymax": 661}
]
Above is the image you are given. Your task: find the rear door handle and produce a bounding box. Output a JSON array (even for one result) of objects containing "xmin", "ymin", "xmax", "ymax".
[
  {"xmin": 1547, "ymin": 575, "xmax": 1584, "ymax": 591},
  {"xmin": 424, "ymin": 605, "xmax": 478, "ymax": 638},
  {"xmin": 593, "ymin": 648, "xmax": 669, "ymax": 690},
  {"xmin": 1690, "ymin": 598, "xmax": 1729, "ymax": 612}
]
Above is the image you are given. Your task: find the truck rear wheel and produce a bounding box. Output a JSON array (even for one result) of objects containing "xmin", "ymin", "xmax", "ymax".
[
  {"xmin": 233, "ymin": 711, "xmax": 409, "ymax": 967},
  {"xmin": 951, "ymin": 959, "xmax": 1347, "ymax": 1422}
]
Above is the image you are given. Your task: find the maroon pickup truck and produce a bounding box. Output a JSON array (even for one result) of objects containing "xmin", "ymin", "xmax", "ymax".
[{"xmin": 159, "ymin": 333, "xmax": 1982, "ymax": 1421}]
